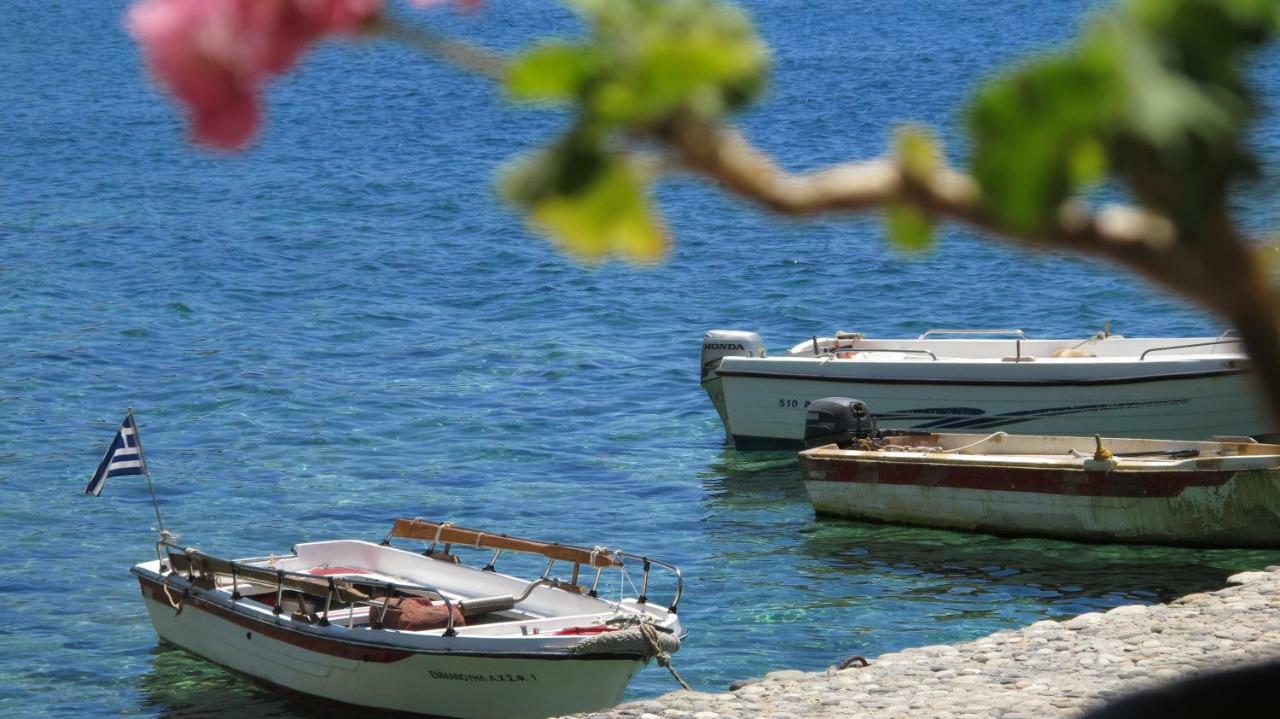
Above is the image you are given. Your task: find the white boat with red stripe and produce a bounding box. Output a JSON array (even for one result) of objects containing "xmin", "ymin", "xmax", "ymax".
[
  {"xmin": 799, "ymin": 432, "xmax": 1280, "ymax": 547},
  {"xmin": 132, "ymin": 519, "xmax": 685, "ymax": 719}
]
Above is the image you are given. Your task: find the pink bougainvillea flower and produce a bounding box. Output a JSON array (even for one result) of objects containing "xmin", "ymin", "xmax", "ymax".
[{"xmin": 127, "ymin": 0, "xmax": 382, "ymax": 149}]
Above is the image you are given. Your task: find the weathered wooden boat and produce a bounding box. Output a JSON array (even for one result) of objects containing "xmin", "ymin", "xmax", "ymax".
[
  {"xmin": 701, "ymin": 326, "xmax": 1270, "ymax": 449},
  {"xmin": 799, "ymin": 423, "xmax": 1280, "ymax": 547},
  {"xmin": 132, "ymin": 519, "xmax": 685, "ymax": 719}
]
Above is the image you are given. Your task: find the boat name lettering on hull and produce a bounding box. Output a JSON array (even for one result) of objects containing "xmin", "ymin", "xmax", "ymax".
[{"xmin": 429, "ymin": 670, "xmax": 538, "ymax": 683}]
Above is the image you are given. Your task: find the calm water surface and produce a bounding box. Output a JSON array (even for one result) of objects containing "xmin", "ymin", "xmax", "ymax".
[{"xmin": 4, "ymin": 1, "xmax": 1280, "ymax": 716}]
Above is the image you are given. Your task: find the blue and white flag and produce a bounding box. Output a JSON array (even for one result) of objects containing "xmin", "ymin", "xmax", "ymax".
[{"xmin": 85, "ymin": 413, "xmax": 147, "ymax": 496}]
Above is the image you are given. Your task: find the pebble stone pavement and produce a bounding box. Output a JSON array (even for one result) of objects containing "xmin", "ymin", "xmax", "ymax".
[{"xmin": 574, "ymin": 566, "xmax": 1280, "ymax": 719}]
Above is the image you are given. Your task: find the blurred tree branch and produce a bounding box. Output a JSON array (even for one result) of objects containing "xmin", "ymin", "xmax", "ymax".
[
  {"xmin": 660, "ymin": 113, "xmax": 1280, "ymax": 421},
  {"xmin": 373, "ymin": 0, "xmax": 1280, "ymax": 425},
  {"xmin": 130, "ymin": 0, "xmax": 1280, "ymax": 426}
]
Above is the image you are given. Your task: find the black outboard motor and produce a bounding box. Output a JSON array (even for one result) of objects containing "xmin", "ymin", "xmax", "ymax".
[{"xmin": 804, "ymin": 397, "xmax": 878, "ymax": 448}]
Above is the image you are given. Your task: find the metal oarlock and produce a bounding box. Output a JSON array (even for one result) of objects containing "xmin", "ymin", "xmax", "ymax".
[
  {"xmin": 374, "ymin": 583, "xmax": 394, "ymax": 629},
  {"xmin": 589, "ymin": 566, "xmax": 603, "ymax": 598},
  {"xmin": 319, "ymin": 578, "xmax": 334, "ymax": 626},
  {"xmin": 483, "ymin": 549, "xmax": 502, "ymax": 572},
  {"xmin": 637, "ymin": 558, "xmax": 651, "ymax": 605},
  {"xmin": 273, "ymin": 570, "xmax": 285, "ymax": 616}
]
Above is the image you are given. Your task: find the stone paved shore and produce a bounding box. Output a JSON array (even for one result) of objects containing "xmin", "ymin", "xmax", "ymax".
[{"xmin": 583, "ymin": 566, "xmax": 1280, "ymax": 719}]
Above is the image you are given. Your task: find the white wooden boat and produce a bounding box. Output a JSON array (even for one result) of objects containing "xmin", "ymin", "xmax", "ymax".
[
  {"xmin": 799, "ymin": 432, "xmax": 1280, "ymax": 547},
  {"xmin": 132, "ymin": 519, "xmax": 685, "ymax": 719},
  {"xmin": 701, "ymin": 327, "xmax": 1269, "ymax": 449}
]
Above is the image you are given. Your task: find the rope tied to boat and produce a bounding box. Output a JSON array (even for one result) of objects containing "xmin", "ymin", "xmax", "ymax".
[
  {"xmin": 833, "ymin": 655, "xmax": 870, "ymax": 671},
  {"xmin": 567, "ymin": 615, "xmax": 688, "ymax": 690},
  {"xmin": 432, "ymin": 521, "xmax": 454, "ymax": 546},
  {"xmin": 878, "ymin": 431, "xmax": 1008, "ymax": 454},
  {"xmin": 1093, "ymin": 434, "xmax": 1114, "ymax": 461},
  {"xmin": 588, "ymin": 545, "xmax": 620, "ymax": 568},
  {"xmin": 422, "ymin": 520, "xmax": 455, "ymax": 556},
  {"xmin": 938, "ymin": 431, "xmax": 1008, "ymax": 454},
  {"xmin": 161, "ymin": 576, "xmax": 190, "ymax": 616},
  {"xmin": 637, "ymin": 620, "xmax": 691, "ymax": 691}
]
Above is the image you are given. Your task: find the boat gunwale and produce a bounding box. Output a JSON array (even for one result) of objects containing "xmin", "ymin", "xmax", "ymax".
[
  {"xmin": 713, "ymin": 365, "xmax": 1247, "ymax": 387},
  {"xmin": 798, "ymin": 450, "xmax": 1280, "ymax": 472},
  {"xmin": 132, "ymin": 566, "xmax": 668, "ymax": 661}
]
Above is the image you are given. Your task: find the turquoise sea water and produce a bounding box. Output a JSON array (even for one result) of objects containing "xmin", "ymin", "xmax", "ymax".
[{"xmin": 4, "ymin": 0, "xmax": 1280, "ymax": 716}]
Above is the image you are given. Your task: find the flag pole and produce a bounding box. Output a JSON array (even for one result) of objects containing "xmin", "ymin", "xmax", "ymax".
[{"xmin": 129, "ymin": 407, "xmax": 168, "ymax": 539}]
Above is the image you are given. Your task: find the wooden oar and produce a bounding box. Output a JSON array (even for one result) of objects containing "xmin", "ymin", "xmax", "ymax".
[{"xmin": 388, "ymin": 518, "xmax": 622, "ymax": 568}]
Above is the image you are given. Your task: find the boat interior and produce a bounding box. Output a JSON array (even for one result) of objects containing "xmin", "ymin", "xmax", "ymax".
[
  {"xmin": 786, "ymin": 328, "xmax": 1245, "ymax": 362},
  {"xmin": 809, "ymin": 430, "xmax": 1280, "ymax": 465},
  {"xmin": 155, "ymin": 519, "xmax": 681, "ymax": 639}
]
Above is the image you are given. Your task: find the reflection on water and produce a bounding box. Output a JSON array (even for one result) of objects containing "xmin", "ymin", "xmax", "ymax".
[
  {"xmin": 799, "ymin": 518, "xmax": 1278, "ymax": 639},
  {"xmin": 685, "ymin": 448, "xmax": 1278, "ymax": 689},
  {"xmin": 141, "ymin": 646, "xmax": 299, "ymax": 719},
  {"xmin": 141, "ymin": 645, "xmax": 391, "ymax": 719}
]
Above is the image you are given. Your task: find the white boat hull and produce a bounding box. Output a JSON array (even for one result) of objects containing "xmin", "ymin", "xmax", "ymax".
[
  {"xmin": 137, "ymin": 574, "xmax": 645, "ymax": 719},
  {"xmin": 707, "ymin": 364, "xmax": 1266, "ymax": 449},
  {"xmin": 131, "ymin": 527, "xmax": 685, "ymax": 719},
  {"xmin": 701, "ymin": 330, "xmax": 1273, "ymax": 449}
]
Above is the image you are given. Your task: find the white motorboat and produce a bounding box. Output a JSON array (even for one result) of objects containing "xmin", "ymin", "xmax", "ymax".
[
  {"xmin": 132, "ymin": 519, "xmax": 685, "ymax": 719},
  {"xmin": 799, "ymin": 430, "xmax": 1280, "ymax": 547},
  {"xmin": 701, "ymin": 327, "xmax": 1270, "ymax": 449}
]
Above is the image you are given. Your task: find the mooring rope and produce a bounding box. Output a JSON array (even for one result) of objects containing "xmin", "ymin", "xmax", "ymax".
[
  {"xmin": 877, "ymin": 431, "xmax": 1008, "ymax": 454},
  {"xmin": 938, "ymin": 431, "xmax": 1008, "ymax": 454},
  {"xmin": 161, "ymin": 578, "xmax": 190, "ymax": 616},
  {"xmin": 638, "ymin": 620, "xmax": 691, "ymax": 691}
]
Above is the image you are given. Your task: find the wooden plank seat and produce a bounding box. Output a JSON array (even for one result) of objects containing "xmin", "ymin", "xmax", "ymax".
[{"xmin": 165, "ymin": 547, "xmax": 370, "ymax": 604}]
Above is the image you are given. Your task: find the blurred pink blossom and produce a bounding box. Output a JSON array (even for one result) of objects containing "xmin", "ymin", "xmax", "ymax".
[{"xmin": 128, "ymin": 0, "xmax": 382, "ymax": 149}]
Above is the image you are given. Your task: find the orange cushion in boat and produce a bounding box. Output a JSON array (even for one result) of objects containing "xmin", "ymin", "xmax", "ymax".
[{"xmin": 372, "ymin": 596, "xmax": 465, "ymax": 631}]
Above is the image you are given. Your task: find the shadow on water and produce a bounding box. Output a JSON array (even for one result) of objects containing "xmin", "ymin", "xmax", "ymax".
[
  {"xmin": 687, "ymin": 447, "xmax": 1280, "ymax": 684},
  {"xmin": 140, "ymin": 645, "xmax": 395, "ymax": 719},
  {"xmin": 800, "ymin": 517, "xmax": 1279, "ymax": 610},
  {"xmin": 698, "ymin": 449, "xmax": 808, "ymax": 508}
]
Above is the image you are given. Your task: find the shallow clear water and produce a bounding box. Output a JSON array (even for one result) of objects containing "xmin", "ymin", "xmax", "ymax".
[{"xmin": 3, "ymin": 0, "xmax": 1280, "ymax": 716}]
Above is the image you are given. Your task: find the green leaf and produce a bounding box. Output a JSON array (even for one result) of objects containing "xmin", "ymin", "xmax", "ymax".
[
  {"xmin": 531, "ymin": 160, "xmax": 666, "ymax": 263},
  {"xmin": 885, "ymin": 202, "xmax": 934, "ymax": 253},
  {"xmin": 968, "ymin": 50, "xmax": 1121, "ymax": 233},
  {"xmin": 1066, "ymin": 137, "xmax": 1107, "ymax": 188},
  {"xmin": 507, "ymin": 42, "xmax": 596, "ymax": 103},
  {"xmin": 502, "ymin": 142, "xmax": 666, "ymax": 263},
  {"xmin": 576, "ymin": 0, "xmax": 768, "ymax": 127},
  {"xmin": 968, "ymin": 0, "xmax": 1279, "ymax": 238},
  {"xmin": 501, "ymin": 0, "xmax": 769, "ymax": 265},
  {"xmin": 893, "ymin": 125, "xmax": 940, "ymax": 181}
]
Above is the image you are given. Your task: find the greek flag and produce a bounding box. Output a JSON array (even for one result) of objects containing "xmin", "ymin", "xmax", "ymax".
[{"xmin": 85, "ymin": 413, "xmax": 147, "ymax": 496}]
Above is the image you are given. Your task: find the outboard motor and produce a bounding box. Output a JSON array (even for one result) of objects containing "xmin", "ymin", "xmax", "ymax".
[
  {"xmin": 804, "ymin": 397, "xmax": 879, "ymax": 448},
  {"xmin": 701, "ymin": 330, "xmax": 765, "ymax": 382}
]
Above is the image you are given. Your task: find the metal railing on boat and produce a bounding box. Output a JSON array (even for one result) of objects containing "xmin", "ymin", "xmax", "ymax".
[
  {"xmin": 159, "ymin": 542, "xmax": 476, "ymax": 635},
  {"xmin": 1139, "ymin": 339, "xmax": 1244, "ymax": 360},
  {"xmin": 155, "ymin": 522, "xmax": 682, "ymax": 637},
  {"xmin": 828, "ymin": 347, "xmax": 937, "ymax": 361},
  {"xmin": 381, "ymin": 518, "xmax": 682, "ymax": 613},
  {"xmin": 916, "ymin": 328, "xmax": 1028, "ymax": 340}
]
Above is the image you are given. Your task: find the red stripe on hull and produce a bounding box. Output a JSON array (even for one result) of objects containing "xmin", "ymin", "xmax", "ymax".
[
  {"xmin": 801, "ymin": 458, "xmax": 1238, "ymax": 498},
  {"xmin": 138, "ymin": 576, "xmax": 414, "ymax": 663}
]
